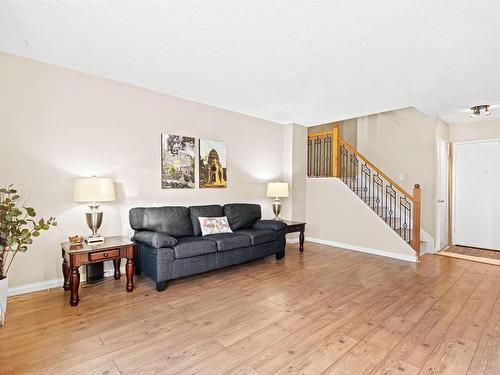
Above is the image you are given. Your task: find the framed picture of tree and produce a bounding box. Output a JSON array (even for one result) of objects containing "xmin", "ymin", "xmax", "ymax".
[
  {"xmin": 199, "ymin": 139, "xmax": 227, "ymax": 188},
  {"xmin": 161, "ymin": 134, "xmax": 195, "ymax": 189}
]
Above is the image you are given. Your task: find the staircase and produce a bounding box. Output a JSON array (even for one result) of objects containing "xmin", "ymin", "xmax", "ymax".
[{"xmin": 307, "ymin": 129, "xmax": 422, "ymax": 259}]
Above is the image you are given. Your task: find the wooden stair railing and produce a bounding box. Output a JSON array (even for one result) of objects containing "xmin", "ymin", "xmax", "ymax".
[{"xmin": 307, "ymin": 131, "xmax": 421, "ymax": 259}]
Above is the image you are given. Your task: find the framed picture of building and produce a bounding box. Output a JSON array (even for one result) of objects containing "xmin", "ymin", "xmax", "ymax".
[
  {"xmin": 199, "ymin": 139, "xmax": 227, "ymax": 188},
  {"xmin": 161, "ymin": 134, "xmax": 195, "ymax": 189}
]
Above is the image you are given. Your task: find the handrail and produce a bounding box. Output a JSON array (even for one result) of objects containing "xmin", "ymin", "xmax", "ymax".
[
  {"xmin": 308, "ymin": 131, "xmax": 335, "ymax": 138},
  {"xmin": 337, "ymin": 136, "xmax": 415, "ymax": 202}
]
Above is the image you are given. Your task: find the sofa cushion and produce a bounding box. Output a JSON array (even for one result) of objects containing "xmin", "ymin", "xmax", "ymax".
[
  {"xmin": 132, "ymin": 231, "xmax": 177, "ymax": 249},
  {"xmin": 223, "ymin": 204, "xmax": 262, "ymax": 230},
  {"xmin": 130, "ymin": 206, "xmax": 193, "ymax": 237},
  {"xmin": 172, "ymin": 236, "xmax": 217, "ymax": 259},
  {"xmin": 234, "ymin": 229, "xmax": 277, "ymax": 245},
  {"xmin": 204, "ymin": 233, "xmax": 251, "ymax": 252},
  {"xmin": 189, "ymin": 205, "xmax": 224, "ymax": 236}
]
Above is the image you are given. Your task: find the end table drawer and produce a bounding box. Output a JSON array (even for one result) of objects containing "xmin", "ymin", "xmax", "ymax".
[{"xmin": 89, "ymin": 249, "xmax": 120, "ymax": 262}]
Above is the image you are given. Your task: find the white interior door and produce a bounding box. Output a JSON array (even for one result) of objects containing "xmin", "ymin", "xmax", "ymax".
[
  {"xmin": 436, "ymin": 138, "xmax": 449, "ymax": 250},
  {"xmin": 454, "ymin": 140, "xmax": 500, "ymax": 250}
]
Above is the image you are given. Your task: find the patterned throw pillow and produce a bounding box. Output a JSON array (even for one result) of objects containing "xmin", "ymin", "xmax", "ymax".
[{"xmin": 198, "ymin": 216, "xmax": 233, "ymax": 236}]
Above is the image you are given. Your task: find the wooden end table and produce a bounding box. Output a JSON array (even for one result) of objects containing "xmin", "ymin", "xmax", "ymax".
[
  {"xmin": 281, "ymin": 220, "xmax": 306, "ymax": 252},
  {"xmin": 61, "ymin": 236, "xmax": 134, "ymax": 306}
]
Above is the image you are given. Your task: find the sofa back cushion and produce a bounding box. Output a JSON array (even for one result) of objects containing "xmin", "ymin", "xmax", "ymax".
[
  {"xmin": 223, "ymin": 203, "xmax": 262, "ymax": 230},
  {"xmin": 189, "ymin": 205, "xmax": 224, "ymax": 236},
  {"xmin": 129, "ymin": 206, "xmax": 193, "ymax": 237}
]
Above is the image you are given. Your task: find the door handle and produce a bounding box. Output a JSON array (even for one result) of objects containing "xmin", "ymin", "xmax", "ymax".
[{"xmin": 438, "ymin": 199, "xmax": 445, "ymax": 203}]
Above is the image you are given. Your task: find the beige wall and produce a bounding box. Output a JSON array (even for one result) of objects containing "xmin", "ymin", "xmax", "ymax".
[
  {"xmin": 450, "ymin": 119, "xmax": 500, "ymax": 142},
  {"xmin": 308, "ymin": 122, "xmax": 339, "ymax": 135},
  {"xmin": 436, "ymin": 117, "xmax": 450, "ymax": 141},
  {"xmin": 306, "ymin": 178, "xmax": 416, "ymax": 261},
  {"xmin": 356, "ymin": 107, "xmax": 448, "ymax": 241},
  {"xmin": 341, "ymin": 118, "xmax": 357, "ymax": 148},
  {"xmin": 291, "ymin": 124, "xmax": 307, "ymax": 222},
  {"xmin": 0, "ymin": 52, "xmax": 286, "ymax": 290},
  {"xmin": 282, "ymin": 123, "xmax": 307, "ymax": 241}
]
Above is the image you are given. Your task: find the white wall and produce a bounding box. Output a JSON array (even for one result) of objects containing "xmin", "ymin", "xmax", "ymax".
[
  {"xmin": 449, "ymin": 119, "xmax": 500, "ymax": 142},
  {"xmin": 0, "ymin": 52, "xmax": 285, "ymax": 289},
  {"xmin": 306, "ymin": 178, "xmax": 416, "ymax": 261}
]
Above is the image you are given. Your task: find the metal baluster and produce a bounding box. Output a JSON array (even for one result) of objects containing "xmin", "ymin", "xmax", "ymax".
[
  {"xmin": 400, "ymin": 196, "xmax": 411, "ymax": 242},
  {"xmin": 314, "ymin": 137, "xmax": 321, "ymax": 177},
  {"xmin": 340, "ymin": 144, "xmax": 347, "ymax": 183},
  {"xmin": 350, "ymin": 153, "xmax": 359, "ymax": 193},
  {"xmin": 325, "ymin": 135, "xmax": 332, "ymax": 176},
  {"xmin": 307, "ymin": 139, "xmax": 312, "ymax": 176},
  {"xmin": 386, "ymin": 184, "xmax": 396, "ymax": 229},
  {"xmin": 361, "ymin": 163, "xmax": 370, "ymax": 203},
  {"xmin": 373, "ymin": 174, "xmax": 383, "ymax": 216}
]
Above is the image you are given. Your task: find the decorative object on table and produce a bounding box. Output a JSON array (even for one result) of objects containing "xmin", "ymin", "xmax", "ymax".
[
  {"xmin": 0, "ymin": 185, "xmax": 57, "ymax": 326},
  {"xmin": 61, "ymin": 236, "xmax": 134, "ymax": 306},
  {"xmin": 73, "ymin": 176, "xmax": 116, "ymax": 244},
  {"xmin": 282, "ymin": 220, "xmax": 306, "ymax": 252},
  {"xmin": 266, "ymin": 182, "xmax": 289, "ymax": 220},
  {"xmin": 161, "ymin": 134, "xmax": 195, "ymax": 189},
  {"xmin": 68, "ymin": 235, "xmax": 84, "ymax": 245},
  {"xmin": 198, "ymin": 216, "xmax": 233, "ymax": 236},
  {"xmin": 199, "ymin": 139, "xmax": 227, "ymax": 188}
]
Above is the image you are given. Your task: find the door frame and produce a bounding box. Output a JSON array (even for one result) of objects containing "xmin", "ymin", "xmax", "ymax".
[
  {"xmin": 435, "ymin": 137, "xmax": 451, "ymax": 251},
  {"xmin": 451, "ymin": 137, "xmax": 500, "ymax": 246}
]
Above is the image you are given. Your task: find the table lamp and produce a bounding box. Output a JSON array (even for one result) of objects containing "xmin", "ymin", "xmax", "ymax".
[
  {"xmin": 266, "ymin": 182, "xmax": 289, "ymax": 220},
  {"xmin": 73, "ymin": 177, "xmax": 116, "ymax": 243}
]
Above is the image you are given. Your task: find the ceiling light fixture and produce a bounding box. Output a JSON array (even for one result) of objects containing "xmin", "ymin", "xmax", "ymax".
[{"xmin": 470, "ymin": 105, "xmax": 491, "ymax": 118}]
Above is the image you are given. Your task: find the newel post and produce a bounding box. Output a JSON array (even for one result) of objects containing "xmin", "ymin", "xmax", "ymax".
[
  {"xmin": 333, "ymin": 127, "xmax": 340, "ymax": 177},
  {"xmin": 411, "ymin": 184, "xmax": 421, "ymax": 260}
]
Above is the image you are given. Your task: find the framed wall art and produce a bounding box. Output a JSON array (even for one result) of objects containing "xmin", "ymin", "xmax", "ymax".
[
  {"xmin": 199, "ymin": 139, "xmax": 227, "ymax": 188},
  {"xmin": 161, "ymin": 134, "xmax": 195, "ymax": 189}
]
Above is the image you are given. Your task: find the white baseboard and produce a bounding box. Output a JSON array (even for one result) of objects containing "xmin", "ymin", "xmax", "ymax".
[
  {"xmin": 286, "ymin": 238, "xmax": 300, "ymax": 244},
  {"xmin": 8, "ymin": 267, "xmax": 120, "ymax": 297},
  {"xmin": 305, "ymin": 236, "xmax": 417, "ymax": 263},
  {"xmin": 8, "ymin": 278, "xmax": 64, "ymax": 296}
]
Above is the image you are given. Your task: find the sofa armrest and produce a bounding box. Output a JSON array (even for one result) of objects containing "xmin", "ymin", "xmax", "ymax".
[
  {"xmin": 253, "ymin": 219, "xmax": 287, "ymax": 232},
  {"xmin": 132, "ymin": 231, "xmax": 177, "ymax": 249}
]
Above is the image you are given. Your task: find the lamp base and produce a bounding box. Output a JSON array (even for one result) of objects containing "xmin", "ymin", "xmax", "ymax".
[
  {"xmin": 86, "ymin": 235, "xmax": 105, "ymax": 244},
  {"xmin": 85, "ymin": 206, "xmax": 104, "ymax": 244},
  {"xmin": 272, "ymin": 199, "xmax": 282, "ymax": 220}
]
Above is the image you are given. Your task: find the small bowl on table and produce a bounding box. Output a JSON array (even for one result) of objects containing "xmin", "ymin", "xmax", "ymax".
[{"xmin": 68, "ymin": 235, "xmax": 84, "ymax": 245}]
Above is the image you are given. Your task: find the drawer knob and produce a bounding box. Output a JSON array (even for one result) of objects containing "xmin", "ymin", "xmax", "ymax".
[{"xmin": 104, "ymin": 253, "xmax": 108, "ymax": 257}]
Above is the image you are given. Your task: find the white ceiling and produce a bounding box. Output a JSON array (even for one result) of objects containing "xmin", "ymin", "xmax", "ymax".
[{"xmin": 1, "ymin": 1, "xmax": 500, "ymax": 126}]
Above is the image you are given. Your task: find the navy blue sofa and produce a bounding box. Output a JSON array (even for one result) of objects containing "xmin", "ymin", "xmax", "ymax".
[{"xmin": 129, "ymin": 203, "xmax": 287, "ymax": 291}]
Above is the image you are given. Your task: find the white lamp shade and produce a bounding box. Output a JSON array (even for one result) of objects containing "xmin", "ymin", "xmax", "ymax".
[
  {"xmin": 266, "ymin": 182, "xmax": 289, "ymax": 198},
  {"xmin": 73, "ymin": 177, "xmax": 116, "ymax": 203}
]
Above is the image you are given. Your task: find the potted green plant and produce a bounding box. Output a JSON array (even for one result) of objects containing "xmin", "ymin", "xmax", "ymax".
[{"xmin": 0, "ymin": 185, "xmax": 56, "ymax": 326}]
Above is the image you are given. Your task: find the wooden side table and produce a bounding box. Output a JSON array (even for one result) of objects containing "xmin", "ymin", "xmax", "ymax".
[
  {"xmin": 61, "ymin": 236, "xmax": 134, "ymax": 306},
  {"xmin": 281, "ymin": 220, "xmax": 306, "ymax": 252}
]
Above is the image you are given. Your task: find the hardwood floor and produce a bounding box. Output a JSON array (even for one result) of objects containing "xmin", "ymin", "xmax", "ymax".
[{"xmin": 1, "ymin": 242, "xmax": 499, "ymax": 375}]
